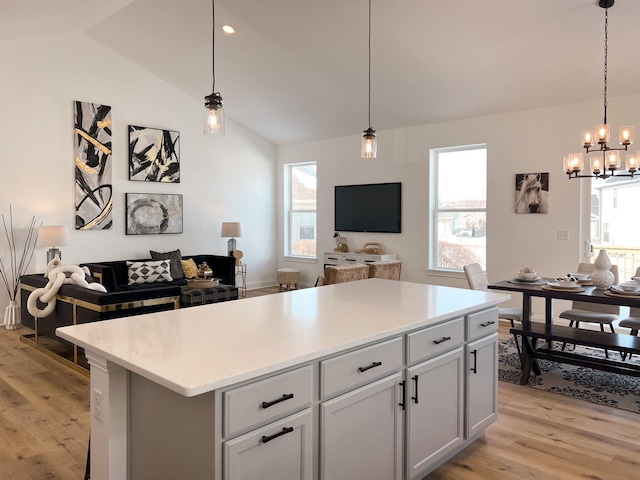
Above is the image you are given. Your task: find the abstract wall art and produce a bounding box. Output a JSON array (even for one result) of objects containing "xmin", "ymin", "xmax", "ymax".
[
  {"xmin": 74, "ymin": 101, "xmax": 113, "ymax": 230},
  {"xmin": 128, "ymin": 125, "xmax": 180, "ymax": 183},
  {"xmin": 125, "ymin": 193, "xmax": 183, "ymax": 235},
  {"xmin": 515, "ymin": 172, "xmax": 549, "ymax": 214}
]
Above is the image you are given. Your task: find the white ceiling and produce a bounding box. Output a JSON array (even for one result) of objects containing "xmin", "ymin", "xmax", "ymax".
[{"xmin": 6, "ymin": 0, "xmax": 640, "ymax": 145}]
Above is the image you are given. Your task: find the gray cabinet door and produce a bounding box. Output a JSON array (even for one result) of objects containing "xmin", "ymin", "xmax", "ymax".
[
  {"xmin": 406, "ymin": 347, "xmax": 464, "ymax": 479},
  {"xmin": 466, "ymin": 332, "xmax": 498, "ymax": 439},
  {"xmin": 321, "ymin": 373, "xmax": 403, "ymax": 480},
  {"xmin": 223, "ymin": 409, "xmax": 313, "ymax": 480}
]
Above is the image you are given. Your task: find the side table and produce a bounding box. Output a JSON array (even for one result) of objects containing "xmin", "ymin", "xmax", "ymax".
[{"xmin": 235, "ymin": 263, "xmax": 247, "ymax": 298}]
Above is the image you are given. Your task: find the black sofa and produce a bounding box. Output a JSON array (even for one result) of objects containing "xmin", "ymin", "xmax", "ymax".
[{"xmin": 19, "ymin": 254, "xmax": 238, "ymax": 350}]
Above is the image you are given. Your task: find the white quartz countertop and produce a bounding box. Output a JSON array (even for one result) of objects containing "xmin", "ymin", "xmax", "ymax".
[{"xmin": 57, "ymin": 279, "xmax": 509, "ymax": 397}]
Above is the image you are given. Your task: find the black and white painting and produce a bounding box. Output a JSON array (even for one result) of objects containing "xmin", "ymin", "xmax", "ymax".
[
  {"xmin": 126, "ymin": 193, "xmax": 183, "ymax": 235},
  {"xmin": 128, "ymin": 125, "xmax": 180, "ymax": 183},
  {"xmin": 74, "ymin": 101, "xmax": 113, "ymax": 230},
  {"xmin": 515, "ymin": 172, "xmax": 549, "ymax": 214}
]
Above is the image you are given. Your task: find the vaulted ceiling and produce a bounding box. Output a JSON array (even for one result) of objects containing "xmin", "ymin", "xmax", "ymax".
[{"xmin": 6, "ymin": 0, "xmax": 640, "ymax": 145}]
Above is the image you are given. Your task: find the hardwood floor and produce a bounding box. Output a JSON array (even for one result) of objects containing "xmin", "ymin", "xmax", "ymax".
[{"xmin": 1, "ymin": 291, "xmax": 639, "ymax": 480}]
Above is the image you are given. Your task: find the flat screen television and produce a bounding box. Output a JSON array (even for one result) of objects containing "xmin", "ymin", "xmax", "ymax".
[{"xmin": 334, "ymin": 182, "xmax": 401, "ymax": 233}]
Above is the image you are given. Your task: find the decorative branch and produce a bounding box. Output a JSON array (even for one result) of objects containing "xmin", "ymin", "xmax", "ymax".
[{"xmin": 0, "ymin": 206, "xmax": 40, "ymax": 302}]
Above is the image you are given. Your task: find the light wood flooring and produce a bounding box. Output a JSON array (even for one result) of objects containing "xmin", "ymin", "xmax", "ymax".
[{"xmin": 1, "ymin": 288, "xmax": 639, "ymax": 479}]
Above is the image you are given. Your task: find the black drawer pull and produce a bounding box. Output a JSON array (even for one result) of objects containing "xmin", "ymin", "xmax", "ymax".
[
  {"xmin": 345, "ymin": 258, "xmax": 356, "ymax": 262},
  {"xmin": 358, "ymin": 361, "xmax": 382, "ymax": 373},
  {"xmin": 399, "ymin": 381, "xmax": 405, "ymax": 410},
  {"xmin": 261, "ymin": 393, "xmax": 294, "ymax": 409},
  {"xmin": 480, "ymin": 321, "xmax": 496, "ymax": 327},
  {"xmin": 433, "ymin": 336, "xmax": 452, "ymax": 345},
  {"xmin": 262, "ymin": 427, "xmax": 294, "ymax": 444}
]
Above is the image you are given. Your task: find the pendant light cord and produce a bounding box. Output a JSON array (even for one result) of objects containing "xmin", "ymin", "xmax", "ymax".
[
  {"xmin": 603, "ymin": 6, "xmax": 608, "ymax": 125},
  {"xmin": 211, "ymin": 0, "xmax": 217, "ymax": 94},
  {"xmin": 367, "ymin": 0, "xmax": 372, "ymax": 129}
]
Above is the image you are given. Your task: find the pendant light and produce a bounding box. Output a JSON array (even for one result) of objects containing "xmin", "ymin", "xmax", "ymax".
[
  {"xmin": 203, "ymin": 0, "xmax": 225, "ymax": 136},
  {"xmin": 564, "ymin": 0, "xmax": 637, "ymax": 179},
  {"xmin": 361, "ymin": 0, "xmax": 377, "ymax": 158}
]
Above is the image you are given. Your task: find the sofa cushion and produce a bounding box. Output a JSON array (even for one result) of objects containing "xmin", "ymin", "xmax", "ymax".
[
  {"xmin": 181, "ymin": 258, "xmax": 199, "ymax": 279},
  {"xmin": 150, "ymin": 249, "xmax": 184, "ymax": 280},
  {"xmin": 127, "ymin": 260, "xmax": 173, "ymax": 285}
]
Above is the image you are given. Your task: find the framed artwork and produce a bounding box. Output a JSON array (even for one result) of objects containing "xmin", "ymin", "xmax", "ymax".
[
  {"xmin": 128, "ymin": 125, "xmax": 180, "ymax": 183},
  {"xmin": 74, "ymin": 101, "xmax": 113, "ymax": 230},
  {"xmin": 126, "ymin": 193, "xmax": 183, "ymax": 235},
  {"xmin": 515, "ymin": 172, "xmax": 549, "ymax": 214}
]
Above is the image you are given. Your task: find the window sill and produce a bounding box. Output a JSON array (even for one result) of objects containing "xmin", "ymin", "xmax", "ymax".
[{"xmin": 283, "ymin": 256, "xmax": 317, "ymax": 264}]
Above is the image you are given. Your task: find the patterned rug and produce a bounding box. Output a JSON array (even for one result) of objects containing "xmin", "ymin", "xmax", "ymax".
[{"xmin": 498, "ymin": 336, "xmax": 640, "ymax": 413}]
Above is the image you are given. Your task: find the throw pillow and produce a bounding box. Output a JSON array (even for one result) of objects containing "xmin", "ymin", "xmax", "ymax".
[
  {"xmin": 127, "ymin": 260, "xmax": 173, "ymax": 285},
  {"xmin": 181, "ymin": 258, "xmax": 199, "ymax": 279},
  {"xmin": 150, "ymin": 249, "xmax": 184, "ymax": 280}
]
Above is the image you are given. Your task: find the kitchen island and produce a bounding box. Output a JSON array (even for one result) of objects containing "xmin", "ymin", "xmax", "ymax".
[{"xmin": 58, "ymin": 278, "xmax": 509, "ymax": 480}]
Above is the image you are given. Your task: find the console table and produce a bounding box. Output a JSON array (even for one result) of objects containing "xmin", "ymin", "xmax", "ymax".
[
  {"xmin": 323, "ymin": 251, "xmax": 397, "ymax": 268},
  {"xmin": 57, "ymin": 279, "xmax": 508, "ymax": 480}
]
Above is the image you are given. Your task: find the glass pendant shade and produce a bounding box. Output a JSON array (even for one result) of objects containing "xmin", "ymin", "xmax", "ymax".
[
  {"xmin": 606, "ymin": 150, "xmax": 620, "ymax": 170},
  {"xmin": 619, "ymin": 126, "xmax": 634, "ymax": 145},
  {"xmin": 581, "ymin": 129, "xmax": 595, "ymax": 148},
  {"xmin": 361, "ymin": 128, "xmax": 377, "ymax": 158},
  {"xmin": 626, "ymin": 153, "xmax": 639, "ymax": 172},
  {"xmin": 565, "ymin": 153, "xmax": 584, "ymax": 173},
  {"xmin": 591, "ymin": 156, "xmax": 602, "ymax": 174},
  {"xmin": 595, "ymin": 124, "xmax": 610, "ymax": 143},
  {"xmin": 204, "ymin": 93, "xmax": 225, "ymax": 136}
]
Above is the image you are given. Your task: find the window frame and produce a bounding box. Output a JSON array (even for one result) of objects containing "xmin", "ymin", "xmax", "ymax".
[
  {"xmin": 428, "ymin": 144, "xmax": 487, "ymax": 274},
  {"xmin": 284, "ymin": 161, "xmax": 317, "ymax": 260}
]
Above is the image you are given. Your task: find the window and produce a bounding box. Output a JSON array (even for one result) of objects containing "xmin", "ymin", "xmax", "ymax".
[
  {"xmin": 430, "ymin": 145, "xmax": 487, "ymax": 271},
  {"xmin": 285, "ymin": 162, "xmax": 317, "ymax": 258},
  {"xmin": 589, "ymin": 177, "xmax": 640, "ymax": 280}
]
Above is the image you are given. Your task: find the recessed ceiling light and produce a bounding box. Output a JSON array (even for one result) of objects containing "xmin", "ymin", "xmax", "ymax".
[{"xmin": 222, "ymin": 25, "xmax": 235, "ymax": 34}]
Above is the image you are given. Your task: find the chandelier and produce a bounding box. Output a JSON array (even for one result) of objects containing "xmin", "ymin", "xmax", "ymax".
[
  {"xmin": 361, "ymin": 0, "xmax": 377, "ymax": 158},
  {"xmin": 203, "ymin": 0, "xmax": 225, "ymax": 136},
  {"xmin": 564, "ymin": 0, "xmax": 638, "ymax": 179}
]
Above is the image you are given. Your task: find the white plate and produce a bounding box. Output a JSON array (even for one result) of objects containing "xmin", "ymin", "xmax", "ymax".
[
  {"xmin": 610, "ymin": 286, "xmax": 640, "ymax": 296},
  {"xmin": 515, "ymin": 276, "xmax": 541, "ymax": 282},
  {"xmin": 547, "ymin": 282, "xmax": 581, "ymax": 289}
]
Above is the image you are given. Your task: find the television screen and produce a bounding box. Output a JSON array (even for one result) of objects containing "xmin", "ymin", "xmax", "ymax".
[{"xmin": 334, "ymin": 182, "xmax": 401, "ymax": 233}]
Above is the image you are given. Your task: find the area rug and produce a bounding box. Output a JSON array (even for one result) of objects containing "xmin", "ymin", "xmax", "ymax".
[{"xmin": 498, "ymin": 336, "xmax": 640, "ymax": 413}]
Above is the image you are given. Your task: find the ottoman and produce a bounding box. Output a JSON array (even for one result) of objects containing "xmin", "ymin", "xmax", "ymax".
[
  {"xmin": 277, "ymin": 268, "xmax": 301, "ymax": 292},
  {"xmin": 180, "ymin": 284, "xmax": 239, "ymax": 307}
]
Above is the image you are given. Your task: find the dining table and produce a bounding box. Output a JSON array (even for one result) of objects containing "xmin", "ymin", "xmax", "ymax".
[{"xmin": 488, "ymin": 277, "xmax": 640, "ymax": 325}]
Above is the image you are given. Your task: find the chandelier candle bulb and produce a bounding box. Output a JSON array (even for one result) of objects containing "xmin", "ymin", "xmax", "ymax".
[
  {"xmin": 627, "ymin": 154, "xmax": 639, "ymax": 172},
  {"xmin": 582, "ymin": 129, "xmax": 594, "ymax": 148},
  {"xmin": 607, "ymin": 151, "xmax": 620, "ymax": 170},
  {"xmin": 619, "ymin": 127, "xmax": 634, "ymax": 145},
  {"xmin": 596, "ymin": 124, "xmax": 610, "ymax": 143},
  {"xmin": 591, "ymin": 157, "xmax": 602, "ymax": 174},
  {"xmin": 568, "ymin": 153, "xmax": 584, "ymax": 172}
]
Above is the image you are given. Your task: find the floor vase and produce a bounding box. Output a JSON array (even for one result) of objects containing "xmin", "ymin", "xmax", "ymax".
[
  {"xmin": 591, "ymin": 249, "xmax": 614, "ymax": 289},
  {"xmin": 3, "ymin": 300, "xmax": 20, "ymax": 330}
]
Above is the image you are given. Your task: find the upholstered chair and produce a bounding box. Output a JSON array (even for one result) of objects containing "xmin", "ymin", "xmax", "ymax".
[
  {"xmin": 463, "ymin": 263, "xmax": 526, "ymax": 357},
  {"xmin": 323, "ymin": 264, "xmax": 370, "ymax": 285},
  {"xmin": 559, "ymin": 262, "xmax": 620, "ymax": 358},
  {"xmin": 368, "ymin": 260, "xmax": 402, "ymax": 280}
]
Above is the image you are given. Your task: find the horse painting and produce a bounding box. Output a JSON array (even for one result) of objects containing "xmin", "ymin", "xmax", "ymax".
[{"xmin": 515, "ymin": 173, "xmax": 549, "ymax": 214}]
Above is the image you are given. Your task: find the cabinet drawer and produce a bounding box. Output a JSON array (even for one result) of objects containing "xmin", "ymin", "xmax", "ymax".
[
  {"xmin": 467, "ymin": 307, "xmax": 499, "ymax": 341},
  {"xmin": 223, "ymin": 365, "xmax": 313, "ymax": 437},
  {"xmin": 406, "ymin": 317, "xmax": 464, "ymax": 365},
  {"xmin": 320, "ymin": 337, "xmax": 403, "ymax": 398}
]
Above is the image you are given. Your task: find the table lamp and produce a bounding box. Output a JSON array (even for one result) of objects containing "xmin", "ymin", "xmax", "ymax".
[
  {"xmin": 221, "ymin": 222, "xmax": 242, "ymax": 256},
  {"xmin": 37, "ymin": 226, "xmax": 69, "ymax": 264}
]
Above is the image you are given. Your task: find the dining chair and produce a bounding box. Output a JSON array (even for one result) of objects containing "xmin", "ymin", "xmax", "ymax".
[
  {"xmin": 463, "ymin": 263, "xmax": 526, "ymax": 357},
  {"xmin": 559, "ymin": 262, "xmax": 620, "ymax": 358}
]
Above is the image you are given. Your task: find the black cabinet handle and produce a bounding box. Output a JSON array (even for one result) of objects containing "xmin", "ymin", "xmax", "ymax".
[
  {"xmin": 358, "ymin": 361, "xmax": 382, "ymax": 373},
  {"xmin": 411, "ymin": 375, "xmax": 419, "ymax": 404},
  {"xmin": 433, "ymin": 336, "xmax": 451, "ymax": 345},
  {"xmin": 470, "ymin": 350, "xmax": 478, "ymax": 374},
  {"xmin": 262, "ymin": 427, "xmax": 294, "ymax": 444},
  {"xmin": 399, "ymin": 381, "xmax": 405, "ymax": 410},
  {"xmin": 480, "ymin": 321, "xmax": 496, "ymax": 327},
  {"xmin": 261, "ymin": 393, "xmax": 294, "ymax": 409},
  {"xmin": 345, "ymin": 258, "xmax": 356, "ymax": 262}
]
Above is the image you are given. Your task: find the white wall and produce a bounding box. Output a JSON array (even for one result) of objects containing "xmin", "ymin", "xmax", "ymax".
[
  {"xmin": 0, "ymin": 32, "xmax": 277, "ymax": 312},
  {"xmin": 277, "ymin": 93, "xmax": 640, "ymax": 314}
]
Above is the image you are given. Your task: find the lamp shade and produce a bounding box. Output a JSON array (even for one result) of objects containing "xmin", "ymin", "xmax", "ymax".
[
  {"xmin": 221, "ymin": 222, "xmax": 242, "ymax": 238},
  {"xmin": 37, "ymin": 226, "xmax": 69, "ymax": 247}
]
